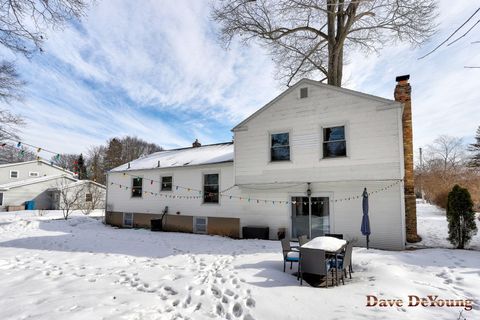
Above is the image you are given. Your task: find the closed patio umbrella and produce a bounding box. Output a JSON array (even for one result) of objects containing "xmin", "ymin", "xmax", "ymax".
[{"xmin": 361, "ymin": 188, "xmax": 371, "ymax": 249}]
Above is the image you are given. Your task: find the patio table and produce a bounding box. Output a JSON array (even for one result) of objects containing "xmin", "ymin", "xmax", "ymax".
[{"xmin": 301, "ymin": 236, "xmax": 347, "ymax": 285}]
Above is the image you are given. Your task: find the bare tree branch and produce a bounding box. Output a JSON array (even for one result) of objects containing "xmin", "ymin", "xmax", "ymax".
[{"xmin": 213, "ymin": 0, "xmax": 438, "ymax": 86}]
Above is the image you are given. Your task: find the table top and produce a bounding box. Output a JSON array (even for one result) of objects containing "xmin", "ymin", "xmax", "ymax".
[{"xmin": 301, "ymin": 236, "xmax": 347, "ymax": 252}]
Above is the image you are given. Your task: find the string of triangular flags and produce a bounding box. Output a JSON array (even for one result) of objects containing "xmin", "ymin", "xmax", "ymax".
[{"xmin": 112, "ymin": 171, "xmax": 403, "ymax": 206}]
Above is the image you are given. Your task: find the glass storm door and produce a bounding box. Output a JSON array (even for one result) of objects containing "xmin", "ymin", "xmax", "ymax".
[{"xmin": 291, "ymin": 196, "xmax": 330, "ymax": 239}]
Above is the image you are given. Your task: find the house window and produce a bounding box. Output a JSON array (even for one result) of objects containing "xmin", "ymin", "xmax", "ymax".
[
  {"xmin": 131, "ymin": 177, "xmax": 143, "ymax": 198},
  {"xmin": 203, "ymin": 174, "xmax": 219, "ymax": 203},
  {"xmin": 300, "ymin": 87, "xmax": 308, "ymax": 99},
  {"xmin": 161, "ymin": 176, "xmax": 173, "ymax": 191},
  {"xmin": 323, "ymin": 126, "xmax": 347, "ymax": 158},
  {"xmin": 123, "ymin": 212, "xmax": 133, "ymax": 227},
  {"xmin": 271, "ymin": 132, "xmax": 290, "ymax": 161},
  {"xmin": 194, "ymin": 217, "xmax": 207, "ymax": 234},
  {"xmin": 10, "ymin": 171, "xmax": 18, "ymax": 178},
  {"xmin": 85, "ymin": 193, "xmax": 92, "ymax": 202},
  {"xmin": 29, "ymin": 172, "xmax": 39, "ymax": 177},
  {"xmin": 0, "ymin": 192, "xmax": 3, "ymax": 206}
]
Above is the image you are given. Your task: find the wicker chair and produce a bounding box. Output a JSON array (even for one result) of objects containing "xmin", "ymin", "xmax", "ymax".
[
  {"xmin": 299, "ymin": 247, "xmax": 336, "ymax": 287},
  {"xmin": 281, "ymin": 238, "xmax": 299, "ymax": 272}
]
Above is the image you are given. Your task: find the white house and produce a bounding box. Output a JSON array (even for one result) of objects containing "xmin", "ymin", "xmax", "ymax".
[
  {"xmin": 0, "ymin": 159, "xmax": 105, "ymax": 211},
  {"xmin": 106, "ymin": 77, "xmax": 417, "ymax": 250}
]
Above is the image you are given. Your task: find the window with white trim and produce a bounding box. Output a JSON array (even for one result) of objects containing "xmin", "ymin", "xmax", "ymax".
[
  {"xmin": 300, "ymin": 87, "xmax": 308, "ymax": 99},
  {"xmin": 323, "ymin": 126, "xmax": 347, "ymax": 158},
  {"xmin": 203, "ymin": 174, "xmax": 219, "ymax": 203},
  {"xmin": 194, "ymin": 217, "xmax": 207, "ymax": 234},
  {"xmin": 10, "ymin": 170, "xmax": 18, "ymax": 178},
  {"xmin": 161, "ymin": 176, "xmax": 173, "ymax": 191},
  {"xmin": 0, "ymin": 192, "xmax": 3, "ymax": 206},
  {"xmin": 123, "ymin": 213, "xmax": 133, "ymax": 227},
  {"xmin": 131, "ymin": 177, "xmax": 143, "ymax": 198},
  {"xmin": 29, "ymin": 172, "xmax": 39, "ymax": 177},
  {"xmin": 270, "ymin": 132, "xmax": 290, "ymax": 161}
]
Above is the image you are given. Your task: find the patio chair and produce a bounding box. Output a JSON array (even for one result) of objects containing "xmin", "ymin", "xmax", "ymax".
[
  {"xmin": 291, "ymin": 235, "xmax": 308, "ymax": 251},
  {"xmin": 281, "ymin": 238, "xmax": 299, "ymax": 272},
  {"xmin": 299, "ymin": 248, "xmax": 336, "ymax": 287},
  {"xmin": 298, "ymin": 235, "xmax": 309, "ymax": 246},
  {"xmin": 331, "ymin": 242, "xmax": 353, "ymax": 284}
]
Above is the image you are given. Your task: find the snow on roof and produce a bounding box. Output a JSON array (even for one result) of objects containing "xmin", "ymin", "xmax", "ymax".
[
  {"xmin": 110, "ymin": 142, "xmax": 234, "ymax": 172},
  {"xmin": 47, "ymin": 179, "xmax": 106, "ymax": 191},
  {"xmin": 0, "ymin": 174, "xmax": 77, "ymax": 191},
  {"xmin": 0, "ymin": 159, "xmax": 75, "ymax": 175}
]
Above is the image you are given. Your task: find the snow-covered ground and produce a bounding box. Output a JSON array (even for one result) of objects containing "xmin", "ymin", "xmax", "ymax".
[
  {"xmin": 416, "ymin": 201, "xmax": 480, "ymax": 250},
  {"xmin": 0, "ymin": 205, "xmax": 479, "ymax": 320}
]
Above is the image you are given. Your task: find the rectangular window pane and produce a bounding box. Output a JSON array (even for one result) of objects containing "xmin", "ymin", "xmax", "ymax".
[
  {"xmin": 10, "ymin": 171, "xmax": 18, "ymax": 178},
  {"xmin": 132, "ymin": 177, "xmax": 143, "ymax": 197},
  {"xmin": 85, "ymin": 194, "xmax": 92, "ymax": 202},
  {"xmin": 271, "ymin": 132, "xmax": 290, "ymax": 161},
  {"xmin": 324, "ymin": 126, "xmax": 345, "ymax": 142},
  {"xmin": 323, "ymin": 141, "xmax": 347, "ymax": 157},
  {"xmin": 124, "ymin": 213, "xmax": 133, "ymax": 227},
  {"xmin": 161, "ymin": 176, "xmax": 172, "ymax": 191},
  {"xmin": 271, "ymin": 133, "xmax": 289, "ymax": 147},
  {"xmin": 0, "ymin": 193, "xmax": 3, "ymax": 206},
  {"xmin": 195, "ymin": 217, "xmax": 207, "ymax": 233},
  {"xmin": 203, "ymin": 174, "xmax": 219, "ymax": 203}
]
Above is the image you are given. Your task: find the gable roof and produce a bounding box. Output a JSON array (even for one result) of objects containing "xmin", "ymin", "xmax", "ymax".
[
  {"xmin": 0, "ymin": 174, "xmax": 77, "ymax": 191},
  {"xmin": 231, "ymin": 78, "xmax": 402, "ymax": 131},
  {"xmin": 109, "ymin": 142, "xmax": 234, "ymax": 172},
  {"xmin": 0, "ymin": 159, "xmax": 76, "ymax": 175},
  {"xmin": 48, "ymin": 179, "xmax": 106, "ymax": 191}
]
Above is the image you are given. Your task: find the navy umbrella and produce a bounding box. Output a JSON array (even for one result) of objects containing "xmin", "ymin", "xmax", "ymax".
[{"xmin": 361, "ymin": 188, "xmax": 371, "ymax": 249}]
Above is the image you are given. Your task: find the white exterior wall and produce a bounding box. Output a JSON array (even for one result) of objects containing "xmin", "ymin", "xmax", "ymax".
[
  {"xmin": 233, "ymin": 83, "xmax": 404, "ymax": 184},
  {"xmin": 0, "ymin": 161, "xmax": 73, "ymax": 185},
  {"xmin": 107, "ymin": 165, "xmax": 405, "ymax": 250},
  {"xmin": 1, "ymin": 176, "xmax": 75, "ymax": 210}
]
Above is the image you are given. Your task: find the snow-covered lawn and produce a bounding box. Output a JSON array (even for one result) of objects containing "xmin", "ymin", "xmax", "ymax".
[{"xmin": 0, "ymin": 206, "xmax": 479, "ymax": 320}]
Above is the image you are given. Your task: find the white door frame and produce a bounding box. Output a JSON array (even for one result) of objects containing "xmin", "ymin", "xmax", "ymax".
[{"xmin": 289, "ymin": 191, "xmax": 334, "ymax": 238}]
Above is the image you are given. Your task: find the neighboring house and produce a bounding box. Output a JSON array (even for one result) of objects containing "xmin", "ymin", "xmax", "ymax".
[
  {"xmin": 106, "ymin": 77, "xmax": 417, "ymax": 250},
  {"xmin": 0, "ymin": 160, "xmax": 105, "ymax": 211},
  {"xmin": 49, "ymin": 180, "xmax": 106, "ymax": 213}
]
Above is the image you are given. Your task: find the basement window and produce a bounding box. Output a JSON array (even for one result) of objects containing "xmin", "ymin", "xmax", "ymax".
[
  {"xmin": 123, "ymin": 212, "xmax": 133, "ymax": 227},
  {"xmin": 161, "ymin": 176, "xmax": 173, "ymax": 191},
  {"xmin": 323, "ymin": 126, "xmax": 347, "ymax": 158},
  {"xmin": 300, "ymin": 87, "xmax": 308, "ymax": 99},
  {"xmin": 194, "ymin": 217, "xmax": 207, "ymax": 234},
  {"xmin": 131, "ymin": 177, "xmax": 143, "ymax": 198}
]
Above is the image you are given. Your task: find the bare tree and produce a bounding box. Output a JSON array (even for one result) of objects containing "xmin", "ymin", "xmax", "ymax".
[
  {"xmin": 212, "ymin": 0, "xmax": 438, "ymax": 86},
  {"xmin": 51, "ymin": 153, "xmax": 79, "ymax": 172},
  {"xmin": 57, "ymin": 179, "xmax": 84, "ymax": 220},
  {"xmin": 79, "ymin": 182, "xmax": 106, "ymax": 215},
  {"xmin": 0, "ymin": 144, "xmax": 36, "ymax": 164},
  {"xmin": 425, "ymin": 135, "xmax": 466, "ymax": 172},
  {"xmin": 0, "ymin": 0, "xmax": 88, "ymax": 101},
  {"xmin": 86, "ymin": 145, "xmax": 106, "ymax": 184}
]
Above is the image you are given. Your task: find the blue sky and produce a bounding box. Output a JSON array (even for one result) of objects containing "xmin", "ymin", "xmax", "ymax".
[{"xmin": 4, "ymin": 0, "xmax": 480, "ymax": 156}]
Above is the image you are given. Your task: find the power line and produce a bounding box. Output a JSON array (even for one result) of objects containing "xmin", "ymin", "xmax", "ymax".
[
  {"xmin": 447, "ymin": 19, "xmax": 480, "ymax": 47},
  {"xmin": 418, "ymin": 7, "xmax": 480, "ymax": 59}
]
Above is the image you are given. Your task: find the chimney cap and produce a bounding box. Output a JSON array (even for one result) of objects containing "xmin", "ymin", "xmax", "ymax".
[{"xmin": 396, "ymin": 75, "xmax": 410, "ymax": 82}]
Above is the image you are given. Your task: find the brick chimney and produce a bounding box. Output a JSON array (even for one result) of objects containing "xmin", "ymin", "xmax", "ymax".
[
  {"xmin": 394, "ymin": 75, "xmax": 421, "ymax": 243},
  {"xmin": 192, "ymin": 139, "xmax": 201, "ymax": 148}
]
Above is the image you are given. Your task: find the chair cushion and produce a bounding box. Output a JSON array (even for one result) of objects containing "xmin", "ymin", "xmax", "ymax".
[
  {"xmin": 328, "ymin": 258, "xmax": 343, "ymax": 269},
  {"xmin": 286, "ymin": 251, "xmax": 299, "ymax": 261}
]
